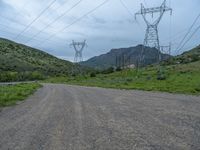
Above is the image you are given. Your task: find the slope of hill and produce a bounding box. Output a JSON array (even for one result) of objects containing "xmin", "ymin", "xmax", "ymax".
[
  {"xmin": 162, "ymin": 45, "xmax": 200, "ymax": 66},
  {"xmin": 0, "ymin": 38, "xmax": 73, "ymax": 81},
  {"xmin": 175, "ymin": 45, "xmax": 200, "ymax": 63},
  {"xmin": 81, "ymin": 45, "xmax": 170, "ymax": 70},
  {"xmin": 45, "ymin": 45, "xmax": 200, "ymax": 94}
]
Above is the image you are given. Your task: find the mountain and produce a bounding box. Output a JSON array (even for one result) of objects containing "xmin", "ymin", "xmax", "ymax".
[
  {"xmin": 81, "ymin": 45, "xmax": 170, "ymax": 70},
  {"xmin": 0, "ymin": 38, "xmax": 73, "ymax": 79}
]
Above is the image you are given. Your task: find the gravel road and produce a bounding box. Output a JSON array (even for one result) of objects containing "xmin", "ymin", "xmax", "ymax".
[{"xmin": 0, "ymin": 84, "xmax": 200, "ymax": 150}]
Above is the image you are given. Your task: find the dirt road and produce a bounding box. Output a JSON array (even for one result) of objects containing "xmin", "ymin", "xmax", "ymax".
[{"xmin": 0, "ymin": 84, "xmax": 200, "ymax": 150}]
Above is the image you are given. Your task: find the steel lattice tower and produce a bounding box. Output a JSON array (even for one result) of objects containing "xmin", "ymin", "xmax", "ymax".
[
  {"xmin": 70, "ymin": 40, "xmax": 87, "ymax": 63},
  {"xmin": 135, "ymin": 0, "xmax": 172, "ymax": 65}
]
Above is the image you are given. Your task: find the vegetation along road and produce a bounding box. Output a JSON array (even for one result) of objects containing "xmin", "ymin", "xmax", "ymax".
[{"xmin": 0, "ymin": 84, "xmax": 200, "ymax": 150}]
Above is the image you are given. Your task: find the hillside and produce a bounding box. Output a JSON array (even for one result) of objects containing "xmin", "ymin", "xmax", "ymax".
[
  {"xmin": 0, "ymin": 38, "xmax": 74, "ymax": 81},
  {"xmin": 46, "ymin": 45, "xmax": 200, "ymax": 95},
  {"xmin": 162, "ymin": 45, "xmax": 200, "ymax": 66},
  {"xmin": 81, "ymin": 45, "xmax": 170, "ymax": 70},
  {"xmin": 175, "ymin": 45, "xmax": 200, "ymax": 63}
]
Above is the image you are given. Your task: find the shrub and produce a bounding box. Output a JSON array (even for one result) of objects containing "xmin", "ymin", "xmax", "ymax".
[
  {"xmin": 126, "ymin": 78, "xmax": 133, "ymax": 82},
  {"xmin": 116, "ymin": 67, "xmax": 122, "ymax": 72},
  {"xmin": 101, "ymin": 67, "xmax": 114, "ymax": 74},
  {"xmin": 195, "ymin": 84, "xmax": 200, "ymax": 92},
  {"xmin": 157, "ymin": 72, "xmax": 166, "ymax": 80},
  {"xmin": 157, "ymin": 69, "xmax": 167, "ymax": 80},
  {"xmin": 90, "ymin": 72, "xmax": 96, "ymax": 77}
]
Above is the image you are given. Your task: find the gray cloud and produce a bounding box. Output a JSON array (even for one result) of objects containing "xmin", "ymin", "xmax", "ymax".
[{"xmin": 0, "ymin": 0, "xmax": 200, "ymax": 62}]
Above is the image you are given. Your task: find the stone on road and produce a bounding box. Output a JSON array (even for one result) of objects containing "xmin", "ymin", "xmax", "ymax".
[{"xmin": 0, "ymin": 84, "xmax": 200, "ymax": 150}]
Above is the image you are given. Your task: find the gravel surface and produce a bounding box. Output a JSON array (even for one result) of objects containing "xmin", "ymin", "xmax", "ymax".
[{"xmin": 0, "ymin": 84, "xmax": 200, "ymax": 150}]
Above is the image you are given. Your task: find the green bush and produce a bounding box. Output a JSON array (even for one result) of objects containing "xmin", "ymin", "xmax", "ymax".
[
  {"xmin": 90, "ymin": 72, "xmax": 96, "ymax": 77},
  {"xmin": 101, "ymin": 67, "xmax": 114, "ymax": 74},
  {"xmin": 0, "ymin": 71, "xmax": 45, "ymax": 82},
  {"xmin": 116, "ymin": 67, "xmax": 122, "ymax": 72},
  {"xmin": 157, "ymin": 70, "xmax": 166, "ymax": 80}
]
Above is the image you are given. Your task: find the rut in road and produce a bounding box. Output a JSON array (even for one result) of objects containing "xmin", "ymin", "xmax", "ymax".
[{"xmin": 0, "ymin": 84, "xmax": 200, "ymax": 150}]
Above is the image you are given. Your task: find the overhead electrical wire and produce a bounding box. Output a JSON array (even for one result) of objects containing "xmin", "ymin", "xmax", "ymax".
[
  {"xmin": 175, "ymin": 12, "xmax": 200, "ymax": 54},
  {"xmin": 0, "ymin": 15, "xmax": 57, "ymax": 34},
  {"xmin": 25, "ymin": 0, "xmax": 83, "ymax": 44},
  {"xmin": 119, "ymin": 0, "xmax": 135, "ymax": 18},
  {"xmin": 0, "ymin": 18, "xmax": 64, "ymax": 44},
  {"xmin": 35, "ymin": 0, "xmax": 109, "ymax": 47},
  {"xmin": 119, "ymin": 0, "xmax": 143, "ymax": 31},
  {"xmin": 177, "ymin": 25, "xmax": 200, "ymax": 54},
  {"xmin": 0, "ymin": 28, "xmax": 41, "ymax": 42},
  {"xmin": 162, "ymin": 29, "xmax": 187, "ymax": 45},
  {"xmin": 14, "ymin": 0, "xmax": 58, "ymax": 40}
]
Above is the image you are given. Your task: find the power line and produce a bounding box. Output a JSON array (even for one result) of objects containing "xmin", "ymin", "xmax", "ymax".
[
  {"xmin": 24, "ymin": 0, "xmax": 82, "ymax": 44},
  {"xmin": 119, "ymin": 0, "xmax": 135, "ymax": 18},
  {"xmin": 162, "ymin": 28, "xmax": 188, "ymax": 44},
  {"xmin": 14, "ymin": 0, "xmax": 57, "ymax": 40},
  {"xmin": 176, "ymin": 12, "xmax": 200, "ymax": 53},
  {"xmin": 0, "ymin": 16, "xmax": 63, "ymax": 42},
  {"xmin": 0, "ymin": 28, "xmax": 41, "ymax": 42},
  {"xmin": 41, "ymin": 0, "xmax": 69, "ymax": 19},
  {"xmin": 36, "ymin": 0, "xmax": 109, "ymax": 47},
  {"xmin": 177, "ymin": 25, "xmax": 200, "ymax": 54},
  {"xmin": 119, "ymin": 0, "xmax": 142, "ymax": 31}
]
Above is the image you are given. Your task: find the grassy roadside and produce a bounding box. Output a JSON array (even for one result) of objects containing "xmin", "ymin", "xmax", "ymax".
[
  {"xmin": 45, "ymin": 61, "xmax": 200, "ymax": 95},
  {"xmin": 0, "ymin": 83, "xmax": 42, "ymax": 107}
]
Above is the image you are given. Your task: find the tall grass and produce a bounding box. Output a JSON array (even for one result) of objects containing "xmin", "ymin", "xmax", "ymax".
[{"xmin": 0, "ymin": 83, "xmax": 42, "ymax": 107}]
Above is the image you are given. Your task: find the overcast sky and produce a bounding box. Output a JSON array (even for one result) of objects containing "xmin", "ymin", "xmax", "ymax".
[{"xmin": 0, "ymin": 0, "xmax": 200, "ymax": 61}]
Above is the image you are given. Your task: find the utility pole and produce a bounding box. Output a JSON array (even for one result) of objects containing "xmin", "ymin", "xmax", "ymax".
[
  {"xmin": 70, "ymin": 40, "xmax": 87, "ymax": 76},
  {"xmin": 135, "ymin": 0, "xmax": 172, "ymax": 66},
  {"xmin": 70, "ymin": 40, "xmax": 87, "ymax": 63}
]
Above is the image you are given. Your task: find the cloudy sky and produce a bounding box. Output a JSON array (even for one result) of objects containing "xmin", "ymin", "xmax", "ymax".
[{"xmin": 0, "ymin": 0, "xmax": 200, "ymax": 61}]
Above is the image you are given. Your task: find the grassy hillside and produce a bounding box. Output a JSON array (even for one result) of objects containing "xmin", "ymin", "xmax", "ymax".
[
  {"xmin": 46, "ymin": 60, "xmax": 200, "ymax": 95},
  {"xmin": 0, "ymin": 38, "xmax": 74, "ymax": 81},
  {"xmin": 46, "ymin": 45, "xmax": 200, "ymax": 95},
  {"xmin": 165, "ymin": 45, "xmax": 200, "ymax": 65}
]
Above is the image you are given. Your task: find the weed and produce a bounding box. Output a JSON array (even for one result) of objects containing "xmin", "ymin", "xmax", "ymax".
[{"xmin": 0, "ymin": 83, "xmax": 42, "ymax": 107}]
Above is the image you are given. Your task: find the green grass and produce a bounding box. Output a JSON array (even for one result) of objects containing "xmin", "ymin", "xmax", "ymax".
[
  {"xmin": 45, "ymin": 61, "xmax": 200, "ymax": 95},
  {"xmin": 0, "ymin": 83, "xmax": 42, "ymax": 107},
  {"xmin": 0, "ymin": 38, "xmax": 74, "ymax": 81}
]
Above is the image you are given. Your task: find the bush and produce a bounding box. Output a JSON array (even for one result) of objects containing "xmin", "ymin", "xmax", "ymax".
[
  {"xmin": 30, "ymin": 71, "xmax": 45, "ymax": 80},
  {"xmin": 191, "ymin": 54, "xmax": 200, "ymax": 62},
  {"xmin": 116, "ymin": 67, "xmax": 122, "ymax": 72},
  {"xmin": 195, "ymin": 84, "xmax": 200, "ymax": 92},
  {"xmin": 0, "ymin": 71, "xmax": 45, "ymax": 82},
  {"xmin": 157, "ymin": 72, "xmax": 166, "ymax": 80},
  {"xmin": 101, "ymin": 67, "xmax": 114, "ymax": 74},
  {"xmin": 90, "ymin": 72, "xmax": 96, "ymax": 77}
]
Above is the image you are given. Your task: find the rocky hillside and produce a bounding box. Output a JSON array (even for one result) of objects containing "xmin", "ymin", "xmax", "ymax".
[{"xmin": 81, "ymin": 45, "xmax": 170, "ymax": 70}]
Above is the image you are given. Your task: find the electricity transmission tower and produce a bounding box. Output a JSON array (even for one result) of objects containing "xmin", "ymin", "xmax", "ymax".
[
  {"xmin": 135, "ymin": 0, "xmax": 172, "ymax": 65},
  {"xmin": 70, "ymin": 40, "xmax": 87, "ymax": 63}
]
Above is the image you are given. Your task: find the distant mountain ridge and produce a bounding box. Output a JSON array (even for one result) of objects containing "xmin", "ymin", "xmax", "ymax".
[
  {"xmin": 0, "ymin": 38, "xmax": 73, "ymax": 76},
  {"xmin": 81, "ymin": 45, "xmax": 170, "ymax": 69}
]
